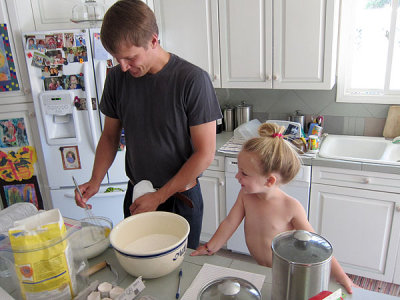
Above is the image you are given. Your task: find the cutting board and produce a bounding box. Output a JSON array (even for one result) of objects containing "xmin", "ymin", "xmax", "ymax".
[{"xmin": 383, "ymin": 106, "xmax": 400, "ymax": 138}]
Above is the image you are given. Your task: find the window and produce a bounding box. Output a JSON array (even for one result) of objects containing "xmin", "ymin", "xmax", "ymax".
[{"xmin": 337, "ymin": 0, "xmax": 400, "ymax": 104}]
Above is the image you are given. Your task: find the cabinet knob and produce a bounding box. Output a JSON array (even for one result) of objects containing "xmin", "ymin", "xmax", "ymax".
[
  {"xmin": 265, "ymin": 75, "xmax": 271, "ymax": 81},
  {"xmin": 363, "ymin": 178, "xmax": 371, "ymax": 184},
  {"xmin": 273, "ymin": 75, "xmax": 279, "ymax": 80},
  {"xmin": 396, "ymin": 205, "xmax": 400, "ymax": 212},
  {"xmin": 219, "ymin": 181, "xmax": 225, "ymax": 187}
]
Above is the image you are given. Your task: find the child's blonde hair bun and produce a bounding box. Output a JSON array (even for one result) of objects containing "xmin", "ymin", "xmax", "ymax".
[
  {"xmin": 258, "ymin": 122, "xmax": 285, "ymax": 138},
  {"xmin": 243, "ymin": 122, "xmax": 301, "ymax": 184}
]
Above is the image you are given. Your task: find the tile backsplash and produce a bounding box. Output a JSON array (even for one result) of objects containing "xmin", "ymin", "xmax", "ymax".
[{"xmin": 216, "ymin": 85, "xmax": 390, "ymax": 137}]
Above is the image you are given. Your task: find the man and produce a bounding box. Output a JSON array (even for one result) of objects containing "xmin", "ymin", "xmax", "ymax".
[{"xmin": 75, "ymin": 0, "xmax": 221, "ymax": 249}]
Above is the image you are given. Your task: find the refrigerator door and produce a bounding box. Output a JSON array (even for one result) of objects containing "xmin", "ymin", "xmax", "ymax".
[
  {"xmin": 89, "ymin": 28, "xmax": 128, "ymax": 184},
  {"xmin": 50, "ymin": 184, "xmax": 126, "ymax": 227},
  {"xmin": 23, "ymin": 29, "xmax": 104, "ymax": 188}
]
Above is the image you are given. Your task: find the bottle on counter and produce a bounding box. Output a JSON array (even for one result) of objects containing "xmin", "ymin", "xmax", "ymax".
[{"xmin": 216, "ymin": 107, "xmax": 223, "ymax": 134}]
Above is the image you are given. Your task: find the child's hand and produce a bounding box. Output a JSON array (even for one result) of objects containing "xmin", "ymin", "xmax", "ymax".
[
  {"xmin": 190, "ymin": 243, "xmax": 214, "ymax": 256},
  {"xmin": 336, "ymin": 274, "xmax": 359, "ymax": 294}
]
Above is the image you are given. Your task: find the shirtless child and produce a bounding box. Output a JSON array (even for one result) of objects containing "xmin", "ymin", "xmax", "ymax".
[{"xmin": 191, "ymin": 122, "xmax": 357, "ymax": 294}]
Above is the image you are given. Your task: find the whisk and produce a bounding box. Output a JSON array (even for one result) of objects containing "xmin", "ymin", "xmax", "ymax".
[{"xmin": 72, "ymin": 176, "xmax": 103, "ymax": 230}]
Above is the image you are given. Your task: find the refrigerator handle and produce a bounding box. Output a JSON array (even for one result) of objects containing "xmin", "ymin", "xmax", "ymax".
[
  {"xmin": 84, "ymin": 62, "xmax": 98, "ymax": 153},
  {"xmin": 97, "ymin": 60, "xmax": 106, "ymax": 97}
]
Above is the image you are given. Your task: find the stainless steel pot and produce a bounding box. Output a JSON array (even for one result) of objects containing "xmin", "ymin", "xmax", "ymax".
[
  {"xmin": 289, "ymin": 110, "xmax": 305, "ymax": 131},
  {"xmin": 271, "ymin": 230, "xmax": 333, "ymax": 300},
  {"xmin": 223, "ymin": 105, "xmax": 235, "ymax": 132},
  {"xmin": 235, "ymin": 101, "xmax": 253, "ymax": 128}
]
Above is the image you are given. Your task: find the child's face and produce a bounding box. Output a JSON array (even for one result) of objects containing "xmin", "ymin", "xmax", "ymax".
[{"xmin": 236, "ymin": 151, "xmax": 268, "ymax": 194}]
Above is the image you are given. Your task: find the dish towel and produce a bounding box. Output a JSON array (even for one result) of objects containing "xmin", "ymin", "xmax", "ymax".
[{"xmin": 132, "ymin": 180, "xmax": 156, "ymax": 202}]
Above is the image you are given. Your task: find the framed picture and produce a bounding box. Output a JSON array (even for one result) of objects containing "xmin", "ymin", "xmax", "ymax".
[
  {"xmin": 0, "ymin": 112, "xmax": 31, "ymax": 148},
  {"xmin": 0, "ymin": 176, "xmax": 43, "ymax": 209},
  {"xmin": 60, "ymin": 146, "xmax": 81, "ymax": 170},
  {"xmin": 0, "ymin": 24, "xmax": 19, "ymax": 91}
]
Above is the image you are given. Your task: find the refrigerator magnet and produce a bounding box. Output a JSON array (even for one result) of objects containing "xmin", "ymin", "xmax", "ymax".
[
  {"xmin": 60, "ymin": 146, "xmax": 81, "ymax": 170},
  {"xmin": 26, "ymin": 36, "xmax": 37, "ymax": 50},
  {"xmin": 64, "ymin": 33, "xmax": 75, "ymax": 48}
]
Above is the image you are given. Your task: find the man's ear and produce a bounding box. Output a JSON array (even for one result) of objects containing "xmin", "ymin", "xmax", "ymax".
[
  {"xmin": 150, "ymin": 34, "xmax": 159, "ymax": 48},
  {"xmin": 265, "ymin": 175, "xmax": 277, "ymax": 187}
]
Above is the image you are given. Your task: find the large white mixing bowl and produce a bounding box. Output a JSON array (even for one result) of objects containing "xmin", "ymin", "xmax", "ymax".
[{"xmin": 110, "ymin": 211, "xmax": 190, "ymax": 279}]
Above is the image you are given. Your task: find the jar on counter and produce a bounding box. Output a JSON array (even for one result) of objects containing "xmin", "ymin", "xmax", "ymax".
[{"xmin": 235, "ymin": 101, "xmax": 253, "ymax": 128}]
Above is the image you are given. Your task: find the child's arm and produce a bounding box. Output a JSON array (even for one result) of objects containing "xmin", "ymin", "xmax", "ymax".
[
  {"xmin": 330, "ymin": 256, "xmax": 357, "ymax": 294},
  {"xmin": 291, "ymin": 200, "xmax": 357, "ymax": 294},
  {"xmin": 191, "ymin": 191, "xmax": 246, "ymax": 256}
]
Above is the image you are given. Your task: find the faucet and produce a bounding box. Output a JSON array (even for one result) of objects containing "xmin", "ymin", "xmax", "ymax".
[{"xmin": 319, "ymin": 133, "xmax": 329, "ymax": 148}]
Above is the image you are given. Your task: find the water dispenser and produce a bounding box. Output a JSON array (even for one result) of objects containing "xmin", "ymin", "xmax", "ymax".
[{"xmin": 39, "ymin": 91, "xmax": 81, "ymax": 145}]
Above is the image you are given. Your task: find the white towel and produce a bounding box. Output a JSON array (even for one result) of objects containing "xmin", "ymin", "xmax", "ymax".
[{"xmin": 132, "ymin": 180, "xmax": 156, "ymax": 203}]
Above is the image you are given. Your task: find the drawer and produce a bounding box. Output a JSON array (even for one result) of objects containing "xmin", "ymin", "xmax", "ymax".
[
  {"xmin": 207, "ymin": 155, "xmax": 225, "ymax": 171},
  {"xmin": 312, "ymin": 166, "xmax": 400, "ymax": 194}
]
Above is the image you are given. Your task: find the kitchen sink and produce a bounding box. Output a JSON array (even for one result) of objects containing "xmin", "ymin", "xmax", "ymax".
[{"xmin": 318, "ymin": 135, "xmax": 400, "ymax": 164}]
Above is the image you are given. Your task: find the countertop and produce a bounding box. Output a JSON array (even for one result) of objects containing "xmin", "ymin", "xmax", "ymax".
[
  {"xmin": 216, "ymin": 131, "xmax": 400, "ymax": 175},
  {"xmin": 88, "ymin": 247, "xmax": 398, "ymax": 299}
]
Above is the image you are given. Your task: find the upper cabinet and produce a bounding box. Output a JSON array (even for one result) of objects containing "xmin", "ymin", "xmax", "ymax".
[
  {"xmin": 273, "ymin": 0, "xmax": 339, "ymax": 89},
  {"xmin": 218, "ymin": 0, "xmax": 272, "ymax": 88},
  {"xmin": 154, "ymin": 0, "xmax": 221, "ymax": 87},
  {"xmin": 154, "ymin": 0, "xmax": 339, "ymax": 90}
]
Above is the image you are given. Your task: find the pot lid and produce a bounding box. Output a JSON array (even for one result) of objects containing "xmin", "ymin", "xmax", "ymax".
[
  {"xmin": 236, "ymin": 101, "xmax": 252, "ymax": 109},
  {"xmin": 198, "ymin": 277, "xmax": 261, "ymax": 300},
  {"xmin": 271, "ymin": 230, "xmax": 333, "ymax": 265}
]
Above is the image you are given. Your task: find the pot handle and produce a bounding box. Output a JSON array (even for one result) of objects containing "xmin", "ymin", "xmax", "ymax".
[{"xmin": 293, "ymin": 230, "xmax": 312, "ymax": 242}]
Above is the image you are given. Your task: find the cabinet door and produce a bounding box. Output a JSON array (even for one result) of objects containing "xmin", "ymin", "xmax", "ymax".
[
  {"xmin": 198, "ymin": 169, "xmax": 225, "ymax": 242},
  {"xmin": 219, "ymin": 0, "xmax": 273, "ymax": 88},
  {"xmin": 153, "ymin": 0, "xmax": 220, "ymax": 87},
  {"xmin": 309, "ymin": 183, "xmax": 400, "ymax": 282},
  {"xmin": 273, "ymin": 0, "xmax": 339, "ymax": 89}
]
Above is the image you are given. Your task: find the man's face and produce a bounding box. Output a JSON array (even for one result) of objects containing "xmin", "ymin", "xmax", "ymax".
[{"xmin": 112, "ymin": 40, "xmax": 153, "ymax": 78}]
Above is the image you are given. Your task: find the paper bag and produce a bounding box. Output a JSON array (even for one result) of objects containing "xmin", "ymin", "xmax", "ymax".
[
  {"xmin": 8, "ymin": 209, "xmax": 76, "ymax": 300},
  {"xmin": 383, "ymin": 106, "xmax": 400, "ymax": 138}
]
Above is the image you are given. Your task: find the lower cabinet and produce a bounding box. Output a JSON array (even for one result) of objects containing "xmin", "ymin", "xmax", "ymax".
[
  {"xmin": 310, "ymin": 166, "xmax": 400, "ymax": 283},
  {"xmin": 198, "ymin": 156, "xmax": 225, "ymax": 242}
]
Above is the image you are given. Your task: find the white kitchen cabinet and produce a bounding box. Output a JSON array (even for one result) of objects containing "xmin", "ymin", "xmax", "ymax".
[
  {"xmin": 153, "ymin": 0, "xmax": 220, "ymax": 87},
  {"xmin": 154, "ymin": 0, "xmax": 339, "ymax": 90},
  {"xmin": 272, "ymin": 0, "xmax": 339, "ymax": 89},
  {"xmin": 309, "ymin": 166, "xmax": 400, "ymax": 282},
  {"xmin": 218, "ymin": 0, "xmax": 272, "ymax": 88},
  {"xmin": 198, "ymin": 155, "xmax": 225, "ymax": 242}
]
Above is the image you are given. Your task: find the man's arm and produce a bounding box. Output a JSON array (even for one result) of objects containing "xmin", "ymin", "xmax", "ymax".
[
  {"xmin": 75, "ymin": 116, "xmax": 122, "ymax": 208},
  {"xmin": 130, "ymin": 120, "xmax": 216, "ymax": 214}
]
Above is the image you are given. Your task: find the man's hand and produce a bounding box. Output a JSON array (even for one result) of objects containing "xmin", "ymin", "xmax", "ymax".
[
  {"xmin": 129, "ymin": 192, "xmax": 163, "ymax": 215},
  {"xmin": 74, "ymin": 179, "xmax": 101, "ymax": 209}
]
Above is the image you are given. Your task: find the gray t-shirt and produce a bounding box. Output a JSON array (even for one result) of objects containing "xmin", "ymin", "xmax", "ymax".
[{"xmin": 100, "ymin": 54, "xmax": 222, "ymax": 187}]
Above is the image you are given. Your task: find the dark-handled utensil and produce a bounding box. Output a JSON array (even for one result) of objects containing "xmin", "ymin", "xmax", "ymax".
[{"xmin": 176, "ymin": 268, "xmax": 182, "ymax": 299}]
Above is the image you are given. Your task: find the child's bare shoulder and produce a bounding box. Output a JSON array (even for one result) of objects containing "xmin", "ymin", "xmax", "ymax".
[{"xmin": 282, "ymin": 191, "xmax": 306, "ymax": 210}]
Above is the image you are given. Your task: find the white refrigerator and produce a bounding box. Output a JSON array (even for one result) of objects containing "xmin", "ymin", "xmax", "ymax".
[{"xmin": 22, "ymin": 28, "xmax": 128, "ymax": 226}]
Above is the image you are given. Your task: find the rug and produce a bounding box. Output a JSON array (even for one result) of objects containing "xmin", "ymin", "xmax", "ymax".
[{"xmin": 348, "ymin": 274, "xmax": 400, "ymax": 297}]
